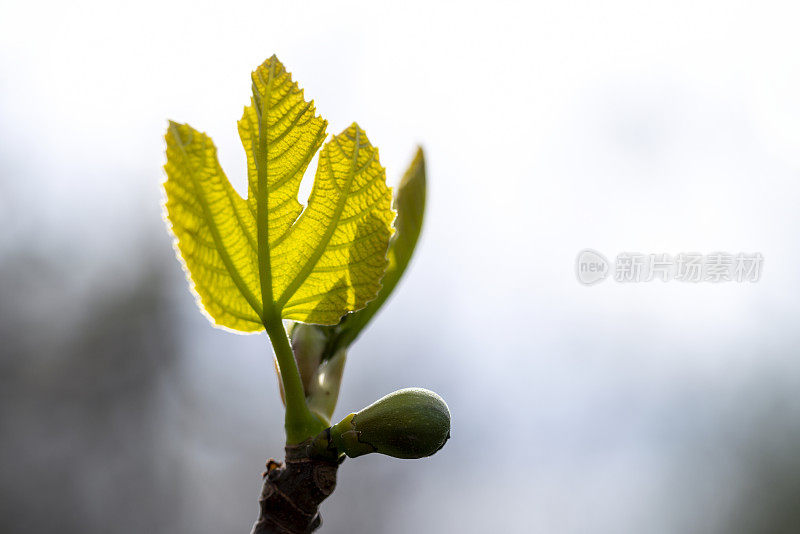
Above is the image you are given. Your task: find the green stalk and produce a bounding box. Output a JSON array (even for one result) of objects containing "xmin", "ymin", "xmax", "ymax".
[
  {"xmin": 252, "ymin": 61, "xmax": 324, "ymax": 445},
  {"xmin": 264, "ymin": 315, "xmax": 325, "ymax": 444}
]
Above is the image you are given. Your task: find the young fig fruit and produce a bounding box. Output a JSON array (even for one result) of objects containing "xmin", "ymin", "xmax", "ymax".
[{"xmin": 330, "ymin": 388, "xmax": 450, "ymax": 459}]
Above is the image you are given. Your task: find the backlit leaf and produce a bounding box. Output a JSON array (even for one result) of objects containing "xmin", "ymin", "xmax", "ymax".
[
  {"xmin": 323, "ymin": 148, "xmax": 426, "ymax": 351},
  {"xmin": 163, "ymin": 122, "xmax": 263, "ymax": 332},
  {"xmin": 163, "ymin": 56, "xmax": 395, "ymax": 331}
]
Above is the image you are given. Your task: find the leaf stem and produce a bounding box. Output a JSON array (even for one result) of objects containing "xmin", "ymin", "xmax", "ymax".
[{"xmin": 264, "ymin": 316, "xmax": 325, "ymax": 444}]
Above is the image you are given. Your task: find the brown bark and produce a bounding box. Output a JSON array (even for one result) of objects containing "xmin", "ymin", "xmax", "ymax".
[{"xmin": 250, "ymin": 439, "xmax": 342, "ymax": 534}]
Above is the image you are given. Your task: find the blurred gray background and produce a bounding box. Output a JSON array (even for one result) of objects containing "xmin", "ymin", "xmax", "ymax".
[{"xmin": 2, "ymin": 1, "xmax": 800, "ymax": 533}]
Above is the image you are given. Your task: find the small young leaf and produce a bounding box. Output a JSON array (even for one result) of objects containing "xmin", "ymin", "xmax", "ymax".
[
  {"xmin": 163, "ymin": 56, "xmax": 395, "ymax": 331},
  {"xmin": 385, "ymin": 148, "xmax": 426, "ymax": 296}
]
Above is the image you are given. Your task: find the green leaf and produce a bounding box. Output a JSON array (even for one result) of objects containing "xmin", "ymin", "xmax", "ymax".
[
  {"xmin": 163, "ymin": 56, "xmax": 395, "ymax": 331},
  {"xmin": 327, "ymin": 148, "xmax": 427, "ymax": 350},
  {"xmin": 163, "ymin": 122, "xmax": 264, "ymax": 332}
]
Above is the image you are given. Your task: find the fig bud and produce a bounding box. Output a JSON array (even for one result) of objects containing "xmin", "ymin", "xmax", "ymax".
[
  {"xmin": 289, "ymin": 323, "xmax": 327, "ymax": 394},
  {"xmin": 306, "ymin": 348, "xmax": 347, "ymax": 424}
]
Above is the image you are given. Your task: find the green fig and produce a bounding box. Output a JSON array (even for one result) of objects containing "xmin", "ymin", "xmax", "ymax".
[{"xmin": 330, "ymin": 388, "xmax": 450, "ymax": 459}]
